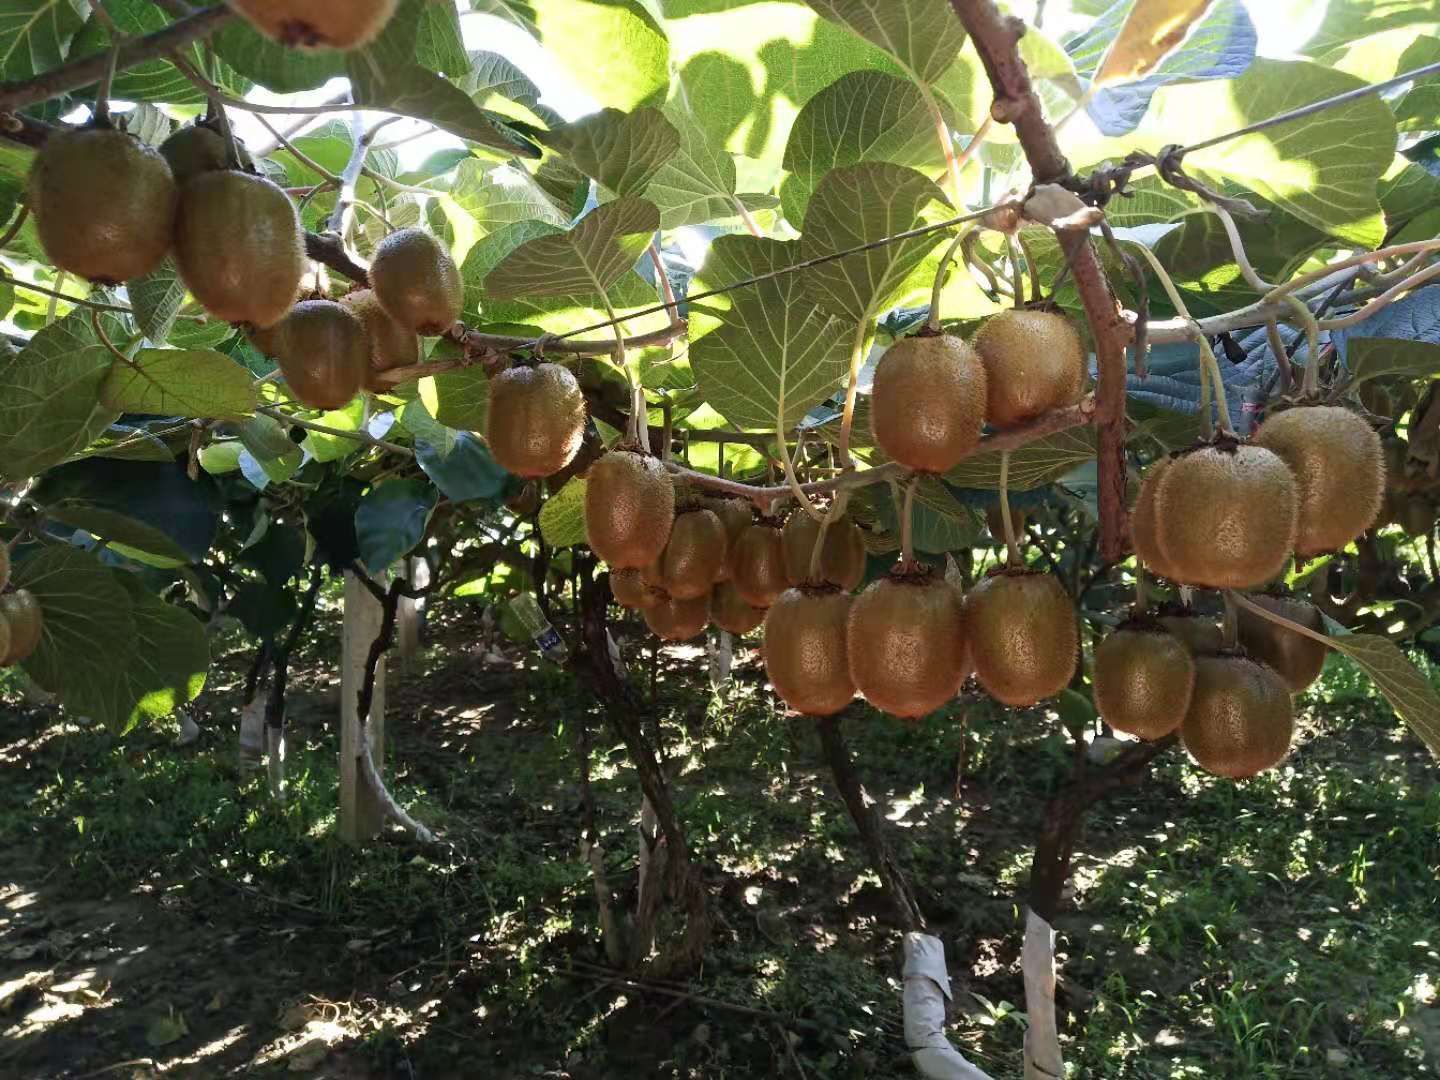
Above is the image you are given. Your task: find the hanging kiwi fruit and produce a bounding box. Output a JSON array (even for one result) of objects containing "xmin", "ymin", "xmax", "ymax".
[
  {"xmin": 1158, "ymin": 609, "xmax": 1225, "ymax": 655},
  {"xmin": 659, "ymin": 508, "xmax": 729, "ymax": 601},
  {"xmin": 869, "ymin": 332, "xmax": 987, "ymax": 473},
  {"xmin": 611, "ymin": 568, "xmax": 661, "ymax": 611},
  {"xmin": 340, "ymin": 289, "xmax": 420, "ymax": 390},
  {"xmin": 730, "ymin": 521, "xmax": 789, "ymax": 608},
  {"xmin": 29, "ymin": 126, "xmax": 177, "ymax": 285},
  {"xmin": 708, "ymin": 497, "xmax": 753, "ymax": 581},
  {"xmin": 1093, "ymin": 620, "xmax": 1196, "ymax": 740},
  {"xmin": 764, "ymin": 587, "xmax": 855, "ymax": 716},
  {"xmin": 985, "ymin": 503, "xmax": 1027, "ymax": 545},
  {"xmin": 175, "ymin": 170, "xmax": 305, "ymax": 330},
  {"xmin": 1130, "ymin": 457, "xmax": 1179, "ymax": 580},
  {"xmin": 159, "ymin": 124, "xmax": 252, "ymax": 186},
  {"xmin": 1399, "ymin": 493, "xmax": 1437, "ymax": 538},
  {"xmin": 1237, "ymin": 595, "xmax": 1328, "ymax": 692},
  {"xmin": 486, "ymin": 363, "xmax": 588, "ymax": 479},
  {"xmin": 0, "ymin": 591, "xmax": 44, "ymax": 667},
  {"xmin": 369, "ymin": 227, "xmax": 463, "ymax": 335},
  {"xmin": 971, "ymin": 310, "xmax": 1086, "ymax": 429},
  {"xmin": 711, "ymin": 580, "xmax": 765, "ymax": 636},
  {"xmin": 226, "ymin": 0, "xmax": 400, "ymax": 50},
  {"xmin": 847, "ymin": 565, "xmax": 967, "ymax": 719},
  {"xmin": 1253, "ymin": 405, "xmax": 1383, "ymax": 558},
  {"xmin": 1153, "ymin": 437, "xmax": 1298, "ymax": 589},
  {"xmin": 781, "ymin": 509, "xmax": 865, "ymax": 590},
  {"xmin": 252, "ymin": 299, "xmax": 368, "ymax": 410},
  {"xmin": 644, "ymin": 591, "xmax": 710, "ymax": 642},
  {"xmin": 964, "ymin": 568, "xmax": 1077, "ymax": 707},
  {"xmin": 1181, "ymin": 654, "xmax": 1294, "ymax": 779},
  {"xmin": 584, "ymin": 450, "xmax": 675, "ymax": 569}
]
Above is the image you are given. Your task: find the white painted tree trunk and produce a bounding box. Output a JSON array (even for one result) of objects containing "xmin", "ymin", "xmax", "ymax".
[
  {"xmin": 396, "ymin": 556, "xmax": 428, "ymax": 674},
  {"xmin": 902, "ymin": 933, "xmax": 994, "ymax": 1080},
  {"xmin": 708, "ymin": 629, "xmax": 733, "ymax": 689},
  {"xmin": 265, "ymin": 723, "xmax": 286, "ymax": 801},
  {"xmin": 1022, "ymin": 910, "xmax": 1064, "ymax": 1080},
  {"xmin": 238, "ymin": 696, "xmax": 265, "ymax": 774},
  {"xmin": 340, "ymin": 571, "xmax": 386, "ymax": 845}
]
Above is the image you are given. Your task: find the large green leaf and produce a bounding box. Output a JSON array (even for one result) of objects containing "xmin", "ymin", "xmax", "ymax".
[
  {"xmin": 781, "ymin": 70, "xmax": 944, "ymax": 225},
  {"xmin": 1347, "ymin": 338, "xmax": 1440, "ymax": 384},
  {"xmin": 355, "ymin": 479, "xmax": 437, "ymax": 570},
  {"xmin": 100, "ymin": 349, "xmax": 257, "ymax": 421},
  {"xmin": 211, "ymin": 19, "xmax": 344, "ymax": 93},
  {"xmin": 483, "ymin": 197, "xmax": 660, "ymax": 300},
  {"xmin": 1304, "ymin": 0, "xmax": 1437, "ymax": 57},
  {"xmin": 796, "ymin": 162, "xmax": 948, "ymax": 323},
  {"xmin": 946, "ymin": 428, "xmax": 1098, "ymax": 491},
  {"xmin": 648, "ymin": 98, "xmax": 742, "ymax": 228},
  {"xmin": 449, "ymin": 160, "xmax": 570, "ymax": 236},
  {"xmin": 541, "ymin": 107, "xmax": 681, "ymax": 197},
  {"xmin": 0, "ymin": 310, "xmax": 124, "ymax": 480},
  {"xmin": 0, "ymin": 0, "xmax": 86, "ymax": 82},
  {"xmin": 102, "ymin": 573, "xmax": 208, "ymax": 732},
  {"xmin": 419, "ymin": 365, "xmax": 490, "ymax": 432},
  {"xmin": 691, "ymin": 236, "xmax": 850, "ymax": 432},
  {"xmin": 127, "ymin": 259, "xmax": 187, "ymax": 344},
  {"xmin": 1325, "ymin": 633, "xmax": 1440, "ymax": 758},
  {"xmin": 539, "ymin": 479, "xmax": 588, "ymax": 547},
  {"xmin": 802, "ymin": 0, "xmax": 966, "ymax": 85},
  {"xmin": 68, "ymin": 0, "xmax": 247, "ymax": 105},
  {"xmin": 872, "ymin": 476, "xmax": 981, "ymax": 554}
]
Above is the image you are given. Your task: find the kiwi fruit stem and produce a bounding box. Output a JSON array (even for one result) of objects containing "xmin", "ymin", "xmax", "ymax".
[
  {"xmin": 1133, "ymin": 243, "xmax": 1233, "ymax": 434},
  {"xmin": 1221, "ymin": 591, "xmax": 1239, "ymax": 650},
  {"xmin": 1290, "ymin": 296, "xmax": 1322, "ymax": 398},
  {"xmin": 1229, "ymin": 589, "xmax": 1333, "ymax": 652},
  {"xmin": 1005, "ymin": 233, "xmax": 1025, "ymax": 308},
  {"xmin": 926, "ymin": 231, "xmax": 968, "ymax": 333},
  {"xmin": 94, "ymin": 45, "xmax": 119, "ymax": 127},
  {"xmin": 998, "ymin": 449, "xmax": 1022, "ymax": 568},
  {"xmin": 807, "ymin": 498, "xmax": 840, "ymax": 584},
  {"xmin": 776, "ymin": 423, "xmax": 825, "ymax": 523},
  {"xmin": 836, "ymin": 320, "xmax": 870, "ymax": 466},
  {"xmin": 899, "ymin": 475, "xmax": 920, "ymax": 564}
]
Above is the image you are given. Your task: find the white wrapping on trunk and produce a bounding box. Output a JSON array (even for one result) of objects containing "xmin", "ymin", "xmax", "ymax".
[
  {"xmin": 902, "ymin": 933, "xmax": 994, "ymax": 1080},
  {"xmin": 1022, "ymin": 910, "xmax": 1064, "ymax": 1080}
]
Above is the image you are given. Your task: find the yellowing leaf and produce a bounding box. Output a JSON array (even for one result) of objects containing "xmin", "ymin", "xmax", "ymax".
[{"xmin": 1093, "ymin": 0, "xmax": 1215, "ymax": 89}]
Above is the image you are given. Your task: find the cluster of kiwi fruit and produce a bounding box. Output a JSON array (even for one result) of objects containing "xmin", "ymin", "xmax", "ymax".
[
  {"xmin": 29, "ymin": 110, "xmax": 461, "ymax": 413},
  {"xmin": 0, "ymin": 550, "xmax": 44, "ymax": 673}
]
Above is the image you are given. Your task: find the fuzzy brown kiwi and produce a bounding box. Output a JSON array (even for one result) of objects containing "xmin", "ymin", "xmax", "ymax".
[
  {"xmin": 730, "ymin": 522, "xmax": 789, "ymax": 608},
  {"xmin": 1158, "ymin": 611, "xmax": 1224, "ymax": 655},
  {"xmin": 985, "ymin": 503, "xmax": 1027, "ymax": 544},
  {"xmin": 764, "ymin": 587, "xmax": 855, "ymax": 716},
  {"xmin": 1153, "ymin": 439, "xmax": 1298, "ymax": 589},
  {"xmin": 1093, "ymin": 621, "xmax": 1196, "ymax": 740},
  {"xmin": 869, "ymin": 333, "xmax": 987, "ymax": 472},
  {"xmin": 255, "ymin": 300, "xmax": 368, "ymax": 409},
  {"xmin": 29, "ymin": 127, "xmax": 177, "ymax": 285},
  {"xmin": 1181, "ymin": 654, "xmax": 1294, "ymax": 778},
  {"xmin": 963, "ymin": 568, "xmax": 1077, "ymax": 707},
  {"xmin": 708, "ymin": 497, "xmax": 753, "ymax": 581},
  {"xmin": 1237, "ymin": 595, "xmax": 1328, "ymax": 692},
  {"xmin": 369, "ymin": 227, "xmax": 462, "ymax": 335},
  {"xmin": 485, "ymin": 363, "xmax": 587, "ymax": 479},
  {"xmin": 971, "ymin": 310, "xmax": 1086, "ymax": 429},
  {"xmin": 226, "ymin": 0, "xmax": 399, "ymax": 49},
  {"xmin": 0, "ymin": 590, "xmax": 43, "ymax": 667},
  {"xmin": 159, "ymin": 124, "xmax": 253, "ymax": 186},
  {"xmin": 0, "ymin": 543, "xmax": 9, "ymax": 592},
  {"xmin": 1131, "ymin": 457, "xmax": 1179, "ymax": 579},
  {"xmin": 1399, "ymin": 493, "xmax": 1437, "ymax": 538},
  {"xmin": 611, "ymin": 568, "xmax": 661, "ymax": 611},
  {"xmin": 175, "ymin": 170, "xmax": 304, "ymax": 329},
  {"xmin": 1253, "ymin": 405, "xmax": 1383, "ymax": 557},
  {"xmin": 340, "ymin": 289, "xmax": 419, "ymax": 389},
  {"xmin": 659, "ymin": 508, "xmax": 729, "ymax": 601},
  {"xmin": 644, "ymin": 591, "xmax": 710, "ymax": 642},
  {"xmin": 584, "ymin": 450, "xmax": 675, "ymax": 569},
  {"xmin": 781, "ymin": 510, "xmax": 865, "ymax": 590},
  {"xmin": 711, "ymin": 580, "xmax": 766, "ymax": 635},
  {"xmin": 846, "ymin": 567, "xmax": 966, "ymax": 718}
]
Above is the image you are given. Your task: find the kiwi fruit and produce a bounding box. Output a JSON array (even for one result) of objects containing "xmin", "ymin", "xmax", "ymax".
[
  {"xmin": 340, "ymin": 289, "xmax": 420, "ymax": 389},
  {"xmin": 611, "ymin": 568, "xmax": 661, "ymax": 611},
  {"xmin": 659, "ymin": 508, "xmax": 728, "ymax": 601},
  {"xmin": 782, "ymin": 510, "xmax": 865, "ymax": 590},
  {"xmin": 846, "ymin": 567, "xmax": 967, "ymax": 718},
  {"xmin": 1181, "ymin": 655, "xmax": 1294, "ymax": 778},
  {"xmin": 764, "ymin": 587, "xmax": 855, "ymax": 716},
  {"xmin": 1237, "ymin": 595, "xmax": 1328, "ymax": 692},
  {"xmin": 0, "ymin": 543, "xmax": 9, "ymax": 592},
  {"xmin": 369, "ymin": 227, "xmax": 462, "ymax": 335},
  {"xmin": 226, "ymin": 0, "xmax": 399, "ymax": 49},
  {"xmin": 730, "ymin": 523, "xmax": 789, "ymax": 608},
  {"xmin": 964, "ymin": 569, "xmax": 1077, "ymax": 707},
  {"xmin": 1400, "ymin": 493, "xmax": 1437, "ymax": 538},
  {"xmin": 0, "ymin": 590, "xmax": 43, "ymax": 667},
  {"xmin": 644, "ymin": 591, "xmax": 710, "ymax": 642},
  {"xmin": 29, "ymin": 127, "xmax": 177, "ymax": 284},
  {"xmin": 1153, "ymin": 440, "xmax": 1298, "ymax": 589},
  {"xmin": 708, "ymin": 497, "xmax": 753, "ymax": 581},
  {"xmin": 1131, "ymin": 457, "xmax": 1179, "ymax": 578},
  {"xmin": 486, "ymin": 363, "xmax": 587, "ymax": 479},
  {"xmin": 1093, "ymin": 622, "xmax": 1196, "ymax": 740},
  {"xmin": 175, "ymin": 170, "xmax": 305, "ymax": 329},
  {"xmin": 972, "ymin": 310, "xmax": 1086, "ymax": 429},
  {"xmin": 985, "ymin": 503, "xmax": 1027, "ymax": 544},
  {"xmin": 255, "ymin": 300, "xmax": 368, "ymax": 409},
  {"xmin": 1158, "ymin": 611, "xmax": 1224, "ymax": 655},
  {"xmin": 159, "ymin": 124, "xmax": 252, "ymax": 185},
  {"xmin": 1383, "ymin": 437, "xmax": 1411, "ymax": 494},
  {"xmin": 584, "ymin": 450, "xmax": 675, "ymax": 569},
  {"xmin": 1253, "ymin": 405, "xmax": 1383, "ymax": 558},
  {"xmin": 711, "ymin": 580, "xmax": 766, "ymax": 635},
  {"xmin": 869, "ymin": 333, "xmax": 987, "ymax": 473}
]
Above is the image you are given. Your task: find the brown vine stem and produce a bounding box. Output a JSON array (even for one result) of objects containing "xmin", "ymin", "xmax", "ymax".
[{"xmin": 950, "ymin": 0, "xmax": 1131, "ymax": 561}]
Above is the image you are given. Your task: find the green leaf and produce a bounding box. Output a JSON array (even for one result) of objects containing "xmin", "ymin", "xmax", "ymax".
[
  {"xmin": 355, "ymin": 479, "xmax": 437, "ymax": 570},
  {"xmin": 647, "ymin": 99, "xmax": 741, "ymax": 228},
  {"xmin": 873, "ymin": 476, "xmax": 982, "ymax": 554},
  {"xmin": 1304, "ymin": 0, "xmax": 1438, "ymax": 58},
  {"xmin": 1347, "ymin": 338, "xmax": 1440, "ymax": 384},
  {"xmin": 541, "ymin": 107, "xmax": 681, "ymax": 197},
  {"xmin": 212, "ymin": 18, "xmax": 344, "ymax": 93},
  {"xmin": 781, "ymin": 70, "xmax": 944, "ymax": 226},
  {"xmin": 1089, "ymin": 0, "xmax": 1215, "ymax": 89},
  {"xmin": 0, "ymin": 310, "xmax": 124, "ymax": 481},
  {"xmin": 1324, "ymin": 633, "xmax": 1440, "ymax": 758},
  {"xmin": 463, "ymin": 50, "xmax": 544, "ymax": 111},
  {"xmin": 69, "ymin": 0, "xmax": 247, "ymax": 105},
  {"xmin": 419, "ymin": 365, "xmax": 490, "ymax": 431},
  {"xmin": 198, "ymin": 440, "xmax": 244, "ymax": 475},
  {"xmin": 417, "ymin": 0, "xmax": 469, "ymax": 76},
  {"xmin": 100, "ymin": 349, "xmax": 257, "ymax": 421},
  {"xmin": 236, "ymin": 413, "xmax": 296, "ymax": 461},
  {"xmin": 946, "ymin": 428, "xmax": 1098, "ymax": 491},
  {"xmin": 483, "ymin": 197, "xmax": 660, "ymax": 299},
  {"xmin": 300, "ymin": 399, "xmax": 367, "ymax": 463},
  {"xmin": 416, "ymin": 433, "xmax": 508, "ymax": 503},
  {"xmin": 691, "ymin": 235, "xmax": 850, "ymax": 432},
  {"xmin": 449, "ymin": 159, "xmax": 570, "ymax": 235},
  {"xmin": 802, "ymin": 0, "xmax": 965, "ymax": 85},
  {"xmin": 0, "ymin": 0, "xmax": 87, "ymax": 82},
  {"xmin": 796, "ymin": 163, "xmax": 948, "ymax": 323},
  {"xmin": 539, "ymin": 479, "xmax": 588, "ymax": 547},
  {"xmin": 109, "ymin": 572, "xmax": 209, "ymax": 730},
  {"xmin": 398, "ymin": 397, "xmax": 459, "ymax": 457}
]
